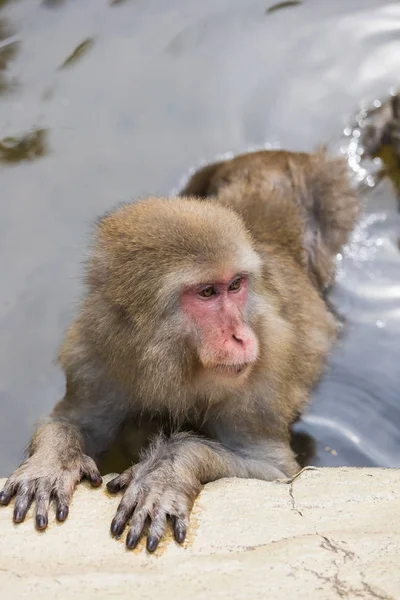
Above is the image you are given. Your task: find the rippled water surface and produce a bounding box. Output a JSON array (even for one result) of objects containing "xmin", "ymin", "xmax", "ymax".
[{"xmin": 0, "ymin": 0, "xmax": 399, "ymax": 473}]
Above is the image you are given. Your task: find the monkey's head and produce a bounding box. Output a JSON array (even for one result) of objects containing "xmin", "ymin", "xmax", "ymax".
[{"xmin": 87, "ymin": 197, "xmax": 267, "ymax": 396}]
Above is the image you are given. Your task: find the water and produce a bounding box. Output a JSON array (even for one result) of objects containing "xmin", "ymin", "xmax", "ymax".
[{"xmin": 0, "ymin": 0, "xmax": 399, "ymax": 473}]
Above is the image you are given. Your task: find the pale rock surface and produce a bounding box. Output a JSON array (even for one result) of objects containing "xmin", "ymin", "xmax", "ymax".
[{"xmin": 0, "ymin": 468, "xmax": 399, "ymax": 599}]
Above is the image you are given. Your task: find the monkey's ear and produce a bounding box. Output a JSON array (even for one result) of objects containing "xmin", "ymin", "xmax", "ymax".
[
  {"xmin": 289, "ymin": 150, "xmax": 360, "ymax": 291},
  {"xmin": 179, "ymin": 161, "xmax": 225, "ymax": 198}
]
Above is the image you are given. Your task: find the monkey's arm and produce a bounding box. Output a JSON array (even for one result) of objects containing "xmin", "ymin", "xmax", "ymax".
[
  {"xmin": 107, "ymin": 424, "xmax": 297, "ymax": 552},
  {"xmin": 0, "ymin": 373, "xmax": 129, "ymax": 530}
]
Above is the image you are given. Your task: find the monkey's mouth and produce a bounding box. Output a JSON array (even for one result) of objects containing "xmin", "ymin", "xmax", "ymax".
[{"xmin": 212, "ymin": 363, "xmax": 249, "ymax": 376}]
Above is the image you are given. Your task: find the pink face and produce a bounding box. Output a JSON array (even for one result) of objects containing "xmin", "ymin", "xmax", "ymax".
[{"xmin": 181, "ymin": 274, "xmax": 259, "ymax": 379}]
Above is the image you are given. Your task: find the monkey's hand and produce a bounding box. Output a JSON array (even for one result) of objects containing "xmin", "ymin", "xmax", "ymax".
[
  {"xmin": 0, "ymin": 450, "xmax": 102, "ymax": 530},
  {"xmin": 107, "ymin": 458, "xmax": 201, "ymax": 552}
]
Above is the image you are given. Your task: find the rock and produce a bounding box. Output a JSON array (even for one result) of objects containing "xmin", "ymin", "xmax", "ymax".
[{"xmin": 0, "ymin": 468, "xmax": 399, "ymax": 599}]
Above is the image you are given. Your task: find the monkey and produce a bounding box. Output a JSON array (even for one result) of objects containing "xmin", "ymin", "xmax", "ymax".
[
  {"xmin": 362, "ymin": 93, "xmax": 400, "ymax": 211},
  {"xmin": 363, "ymin": 94, "xmax": 400, "ymax": 160},
  {"xmin": 0, "ymin": 149, "xmax": 359, "ymax": 553}
]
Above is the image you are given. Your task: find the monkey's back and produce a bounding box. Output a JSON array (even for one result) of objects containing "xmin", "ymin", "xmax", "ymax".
[{"xmin": 182, "ymin": 149, "xmax": 359, "ymax": 292}]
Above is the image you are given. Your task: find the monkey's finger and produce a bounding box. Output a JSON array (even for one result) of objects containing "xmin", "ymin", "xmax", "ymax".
[
  {"xmin": 13, "ymin": 484, "xmax": 34, "ymax": 523},
  {"xmin": 171, "ymin": 514, "xmax": 188, "ymax": 544},
  {"xmin": 106, "ymin": 477, "xmax": 121, "ymax": 494},
  {"xmin": 81, "ymin": 456, "xmax": 102, "ymax": 487},
  {"xmin": 87, "ymin": 472, "xmax": 102, "ymax": 487},
  {"xmin": 53, "ymin": 472, "xmax": 77, "ymax": 522},
  {"xmin": 126, "ymin": 507, "xmax": 149, "ymax": 550},
  {"xmin": 110, "ymin": 509, "xmax": 133, "ymax": 538},
  {"xmin": 110, "ymin": 491, "xmax": 138, "ymax": 538},
  {"xmin": 106, "ymin": 467, "xmax": 136, "ymax": 494},
  {"xmin": 146, "ymin": 509, "xmax": 167, "ymax": 553},
  {"xmin": 170, "ymin": 496, "xmax": 190, "ymax": 543},
  {"xmin": 0, "ymin": 480, "xmax": 17, "ymax": 506},
  {"xmin": 55, "ymin": 501, "xmax": 69, "ymax": 522},
  {"xmin": 35, "ymin": 481, "xmax": 51, "ymax": 530}
]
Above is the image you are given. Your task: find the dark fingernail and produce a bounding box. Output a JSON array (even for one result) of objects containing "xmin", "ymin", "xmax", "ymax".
[
  {"xmin": 36, "ymin": 514, "xmax": 48, "ymax": 530},
  {"xmin": 13, "ymin": 509, "xmax": 25, "ymax": 523},
  {"xmin": 56, "ymin": 506, "xmax": 69, "ymax": 522},
  {"xmin": 126, "ymin": 532, "xmax": 140, "ymax": 550},
  {"xmin": 106, "ymin": 480, "xmax": 120, "ymax": 494},
  {"xmin": 0, "ymin": 491, "xmax": 10, "ymax": 506},
  {"xmin": 174, "ymin": 527, "xmax": 186, "ymax": 544},
  {"xmin": 110, "ymin": 518, "xmax": 124, "ymax": 537},
  {"xmin": 90, "ymin": 474, "xmax": 103, "ymax": 488},
  {"xmin": 146, "ymin": 536, "xmax": 159, "ymax": 553}
]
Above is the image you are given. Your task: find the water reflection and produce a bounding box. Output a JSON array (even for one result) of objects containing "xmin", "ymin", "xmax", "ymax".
[
  {"xmin": 0, "ymin": 0, "xmax": 399, "ymax": 473},
  {"xmin": 266, "ymin": 1, "xmax": 302, "ymax": 14},
  {"xmin": 59, "ymin": 38, "xmax": 94, "ymax": 70},
  {"xmin": 0, "ymin": 128, "xmax": 47, "ymax": 162},
  {"xmin": 42, "ymin": 0, "xmax": 65, "ymax": 6},
  {"xmin": 0, "ymin": 15, "xmax": 18, "ymax": 94}
]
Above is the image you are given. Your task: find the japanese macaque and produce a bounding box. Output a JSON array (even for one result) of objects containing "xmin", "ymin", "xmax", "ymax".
[
  {"xmin": 363, "ymin": 93, "xmax": 400, "ymax": 158},
  {"xmin": 0, "ymin": 149, "xmax": 359, "ymax": 552},
  {"xmin": 362, "ymin": 93, "xmax": 400, "ymax": 211}
]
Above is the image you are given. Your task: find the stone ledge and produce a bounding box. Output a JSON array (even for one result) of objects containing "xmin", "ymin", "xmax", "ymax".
[{"xmin": 0, "ymin": 468, "xmax": 399, "ymax": 599}]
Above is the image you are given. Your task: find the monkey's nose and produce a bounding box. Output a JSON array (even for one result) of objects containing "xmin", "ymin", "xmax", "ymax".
[{"xmin": 232, "ymin": 334, "xmax": 244, "ymax": 345}]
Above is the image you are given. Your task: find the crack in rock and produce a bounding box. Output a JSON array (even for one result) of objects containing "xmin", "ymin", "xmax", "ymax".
[
  {"xmin": 285, "ymin": 471, "xmax": 393, "ymax": 599},
  {"xmin": 282, "ymin": 466, "xmax": 318, "ymax": 517},
  {"xmin": 304, "ymin": 564, "xmax": 350, "ymax": 598},
  {"xmin": 288, "ymin": 481, "xmax": 303, "ymax": 517},
  {"xmin": 320, "ymin": 536, "xmax": 355, "ymax": 562},
  {"xmin": 304, "ymin": 552, "xmax": 394, "ymax": 599},
  {"xmin": 360, "ymin": 575, "xmax": 395, "ymax": 600}
]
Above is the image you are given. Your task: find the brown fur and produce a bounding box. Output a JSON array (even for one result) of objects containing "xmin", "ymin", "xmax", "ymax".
[{"xmin": 0, "ymin": 149, "xmax": 359, "ymax": 552}]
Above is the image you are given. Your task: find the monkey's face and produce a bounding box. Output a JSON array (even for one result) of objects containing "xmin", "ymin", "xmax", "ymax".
[
  {"xmin": 90, "ymin": 197, "xmax": 264, "ymax": 394},
  {"xmin": 181, "ymin": 272, "xmax": 259, "ymax": 384}
]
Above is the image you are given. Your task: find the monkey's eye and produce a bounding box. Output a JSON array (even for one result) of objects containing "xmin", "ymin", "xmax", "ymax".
[
  {"xmin": 228, "ymin": 277, "xmax": 242, "ymax": 292},
  {"xmin": 199, "ymin": 286, "xmax": 216, "ymax": 298}
]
